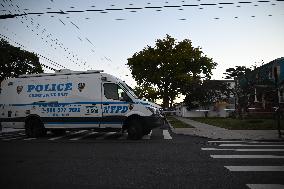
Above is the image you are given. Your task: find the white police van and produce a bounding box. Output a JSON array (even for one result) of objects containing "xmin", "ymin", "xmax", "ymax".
[{"xmin": 0, "ymin": 69, "xmax": 163, "ymax": 139}]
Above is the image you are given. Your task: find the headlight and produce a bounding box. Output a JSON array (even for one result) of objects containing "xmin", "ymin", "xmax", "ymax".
[
  {"xmin": 146, "ymin": 107, "xmax": 156, "ymax": 115},
  {"xmin": 146, "ymin": 107, "xmax": 160, "ymax": 115}
]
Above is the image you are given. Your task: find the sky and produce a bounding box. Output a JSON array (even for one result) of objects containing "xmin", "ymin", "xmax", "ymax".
[{"xmin": 1, "ymin": 0, "xmax": 284, "ymax": 90}]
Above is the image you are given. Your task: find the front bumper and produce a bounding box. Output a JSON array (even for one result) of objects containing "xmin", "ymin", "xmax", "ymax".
[{"xmin": 143, "ymin": 115, "xmax": 164, "ymax": 129}]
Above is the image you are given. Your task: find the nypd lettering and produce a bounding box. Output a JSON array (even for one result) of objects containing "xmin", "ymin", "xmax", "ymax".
[
  {"xmin": 27, "ymin": 83, "xmax": 72, "ymax": 98},
  {"xmin": 103, "ymin": 106, "xmax": 128, "ymax": 113}
]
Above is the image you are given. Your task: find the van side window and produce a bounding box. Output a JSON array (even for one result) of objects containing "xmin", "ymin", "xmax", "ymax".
[{"xmin": 104, "ymin": 83, "xmax": 119, "ymax": 100}]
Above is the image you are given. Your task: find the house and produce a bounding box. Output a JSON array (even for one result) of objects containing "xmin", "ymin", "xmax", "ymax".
[
  {"xmin": 241, "ymin": 57, "xmax": 284, "ymax": 115},
  {"xmin": 176, "ymin": 80, "xmax": 236, "ymax": 118}
]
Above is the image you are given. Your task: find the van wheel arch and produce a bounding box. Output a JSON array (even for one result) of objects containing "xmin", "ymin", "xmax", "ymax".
[{"xmin": 123, "ymin": 114, "xmax": 142, "ymax": 130}]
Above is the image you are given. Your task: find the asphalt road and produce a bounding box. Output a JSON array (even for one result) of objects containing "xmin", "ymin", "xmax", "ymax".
[{"xmin": 0, "ymin": 126, "xmax": 284, "ymax": 189}]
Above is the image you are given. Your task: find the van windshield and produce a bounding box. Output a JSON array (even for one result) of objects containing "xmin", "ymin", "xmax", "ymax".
[{"xmin": 119, "ymin": 82, "xmax": 138, "ymax": 99}]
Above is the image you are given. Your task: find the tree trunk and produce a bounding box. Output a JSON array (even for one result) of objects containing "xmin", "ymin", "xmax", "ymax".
[{"xmin": 163, "ymin": 95, "xmax": 169, "ymax": 109}]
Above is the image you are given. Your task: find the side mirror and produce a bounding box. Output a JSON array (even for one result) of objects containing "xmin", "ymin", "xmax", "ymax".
[{"xmin": 120, "ymin": 92, "xmax": 132, "ymax": 102}]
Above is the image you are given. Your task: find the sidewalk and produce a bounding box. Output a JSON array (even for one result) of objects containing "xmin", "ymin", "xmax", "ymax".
[{"xmin": 170, "ymin": 116, "xmax": 284, "ymax": 141}]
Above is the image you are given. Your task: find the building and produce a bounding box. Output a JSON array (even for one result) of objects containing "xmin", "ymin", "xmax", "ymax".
[
  {"xmin": 242, "ymin": 57, "xmax": 284, "ymax": 115},
  {"xmin": 176, "ymin": 80, "xmax": 236, "ymax": 118}
]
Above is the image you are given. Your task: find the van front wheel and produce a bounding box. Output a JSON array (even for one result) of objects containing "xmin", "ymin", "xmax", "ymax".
[
  {"xmin": 25, "ymin": 118, "xmax": 46, "ymax": 138},
  {"xmin": 127, "ymin": 119, "xmax": 143, "ymax": 140}
]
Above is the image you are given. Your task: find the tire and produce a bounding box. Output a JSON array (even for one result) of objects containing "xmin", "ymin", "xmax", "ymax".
[
  {"xmin": 127, "ymin": 119, "xmax": 143, "ymax": 140},
  {"xmin": 51, "ymin": 129, "xmax": 66, "ymax": 135},
  {"xmin": 25, "ymin": 117, "xmax": 46, "ymax": 138},
  {"xmin": 143, "ymin": 128, "xmax": 151, "ymax": 135}
]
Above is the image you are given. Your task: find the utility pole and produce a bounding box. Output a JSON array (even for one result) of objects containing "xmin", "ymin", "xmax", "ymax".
[{"xmin": 273, "ymin": 66, "xmax": 282, "ymax": 138}]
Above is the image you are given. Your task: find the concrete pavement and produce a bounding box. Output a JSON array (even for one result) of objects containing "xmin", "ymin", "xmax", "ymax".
[{"xmin": 170, "ymin": 116, "xmax": 284, "ymax": 141}]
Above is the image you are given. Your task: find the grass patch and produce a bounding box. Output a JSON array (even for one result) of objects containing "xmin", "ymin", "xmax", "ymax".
[
  {"xmin": 167, "ymin": 116, "xmax": 195, "ymax": 128},
  {"xmin": 190, "ymin": 117, "xmax": 283, "ymax": 130}
]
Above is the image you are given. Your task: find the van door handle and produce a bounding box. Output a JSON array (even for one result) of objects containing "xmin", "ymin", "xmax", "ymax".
[
  {"xmin": 92, "ymin": 103, "xmax": 97, "ymax": 105},
  {"xmin": 103, "ymin": 103, "xmax": 109, "ymax": 105}
]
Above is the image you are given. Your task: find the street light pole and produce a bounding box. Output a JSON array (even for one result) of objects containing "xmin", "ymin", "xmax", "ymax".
[{"xmin": 274, "ymin": 66, "xmax": 282, "ymax": 138}]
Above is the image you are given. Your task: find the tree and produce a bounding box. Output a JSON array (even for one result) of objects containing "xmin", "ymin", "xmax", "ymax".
[
  {"xmin": 127, "ymin": 35, "xmax": 216, "ymax": 108},
  {"xmin": 223, "ymin": 66, "xmax": 254, "ymax": 118},
  {"xmin": 0, "ymin": 38, "xmax": 43, "ymax": 82},
  {"xmin": 183, "ymin": 80, "xmax": 232, "ymax": 115},
  {"xmin": 133, "ymin": 85, "xmax": 159, "ymax": 102},
  {"xmin": 224, "ymin": 66, "xmax": 252, "ymax": 79}
]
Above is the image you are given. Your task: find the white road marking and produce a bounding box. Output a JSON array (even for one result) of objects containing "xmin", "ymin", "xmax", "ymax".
[
  {"xmin": 2, "ymin": 136, "xmax": 24, "ymax": 141},
  {"xmin": 23, "ymin": 138, "xmax": 37, "ymax": 141},
  {"xmin": 0, "ymin": 134, "xmax": 19, "ymax": 138},
  {"xmin": 208, "ymin": 140, "xmax": 248, "ymax": 143},
  {"xmin": 69, "ymin": 131, "xmax": 97, "ymax": 141},
  {"xmin": 225, "ymin": 166, "xmax": 284, "ymax": 172},
  {"xmin": 211, "ymin": 155, "xmax": 284, "ymax": 159},
  {"xmin": 246, "ymin": 184, "xmax": 284, "ymax": 189},
  {"xmin": 220, "ymin": 144, "xmax": 284, "ymax": 147},
  {"xmin": 202, "ymin": 148, "xmax": 236, "ymax": 151},
  {"xmin": 48, "ymin": 130, "xmax": 87, "ymax": 141},
  {"xmin": 208, "ymin": 141, "xmax": 284, "ymax": 144},
  {"xmin": 142, "ymin": 130, "xmax": 152, "ymax": 140},
  {"xmin": 163, "ymin": 130, "xmax": 172, "ymax": 140},
  {"xmin": 48, "ymin": 135, "xmax": 66, "ymax": 141},
  {"xmin": 96, "ymin": 132, "xmax": 116, "ymax": 140},
  {"xmin": 202, "ymin": 148, "xmax": 284, "ymax": 152}
]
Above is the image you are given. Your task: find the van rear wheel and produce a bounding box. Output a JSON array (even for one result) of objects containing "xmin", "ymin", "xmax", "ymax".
[
  {"xmin": 25, "ymin": 118, "xmax": 46, "ymax": 138},
  {"xmin": 127, "ymin": 119, "xmax": 143, "ymax": 140}
]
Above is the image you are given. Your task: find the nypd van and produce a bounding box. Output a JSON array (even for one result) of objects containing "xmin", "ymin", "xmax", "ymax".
[{"xmin": 0, "ymin": 69, "xmax": 163, "ymax": 139}]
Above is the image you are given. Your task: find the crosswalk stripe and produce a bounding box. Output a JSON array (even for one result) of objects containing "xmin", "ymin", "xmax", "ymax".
[
  {"xmin": 208, "ymin": 141, "xmax": 284, "ymax": 144},
  {"xmin": 23, "ymin": 138, "xmax": 37, "ymax": 141},
  {"xmin": 2, "ymin": 136, "xmax": 24, "ymax": 141},
  {"xmin": 246, "ymin": 184, "xmax": 284, "ymax": 189},
  {"xmin": 211, "ymin": 155, "xmax": 284, "ymax": 159},
  {"xmin": 163, "ymin": 130, "xmax": 172, "ymax": 140},
  {"xmin": 0, "ymin": 129, "xmax": 171, "ymax": 141},
  {"xmin": 48, "ymin": 130, "xmax": 87, "ymax": 141},
  {"xmin": 48, "ymin": 135, "xmax": 66, "ymax": 141},
  {"xmin": 202, "ymin": 148, "xmax": 284, "ymax": 152},
  {"xmin": 69, "ymin": 131, "xmax": 97, "ymax": 141},
  {"xmin": 224, "ymin": 166, "xmax": 284, "ymax": 172},
  {"xmin": 142, "ymin": 130, "xmax": 152, "ymax": 140},
  {"xmin": 219, "ymin": 144, "xmax": 284, "ymax": 147},
  {"xmin": 208, "ymin": 140, "xmax": 248, "ymax": 143},
  {"xmin": 1, "ymin": 133, "xmax": 26, "ymax": 139}
]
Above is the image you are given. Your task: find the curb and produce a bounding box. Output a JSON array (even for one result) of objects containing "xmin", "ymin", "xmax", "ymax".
[{"xmin": 166, "ymin": 118, "xmax": 175, "ymax": 131}]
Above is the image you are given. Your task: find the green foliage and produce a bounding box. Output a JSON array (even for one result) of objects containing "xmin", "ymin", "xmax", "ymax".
[
  {"xmin": 223, "ymin": 65, "xmax": 254, "ymax": 117},
  {"xmin": 0, "ymin": 38, "xmax": 43, "ymax": 82},
  {"xmin": 183, "ymin": 80, "xmax": 232, "ymax": 110},
  {"xmin": 224, "ymin": 66, "xmax": 252, "ymax": 79},
  {"xmin": 133, "ymin": 85, "xmax": 159, "ymax": 102},
  {"xmin": 127, "ymin": 35, "xmax": 216, "ymax": 108}
]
